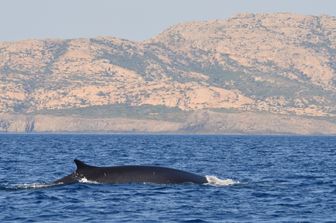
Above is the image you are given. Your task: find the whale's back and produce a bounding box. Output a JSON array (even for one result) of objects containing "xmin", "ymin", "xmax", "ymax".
[
  {"xmin": 78, "ymin": 165, "xmax": 207, "ymax": 184},
  {"xmin": 55, "ymin": 159, "xmax": 208, "ymax": 185}
]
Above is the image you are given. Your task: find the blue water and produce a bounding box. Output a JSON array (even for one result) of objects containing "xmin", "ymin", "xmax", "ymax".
[{"xmin": 0, "ymin": 134, "xmax": 336, "ymax": 222}]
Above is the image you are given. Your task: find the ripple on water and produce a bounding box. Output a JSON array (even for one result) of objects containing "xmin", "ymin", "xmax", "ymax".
[{"xmin": 0, "ymin": 134, "xmax": 336, "ymax": 222}]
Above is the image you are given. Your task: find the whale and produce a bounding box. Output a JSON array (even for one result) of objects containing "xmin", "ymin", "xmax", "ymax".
[{"xmin": 54, "ymin": 159, "xmax": 208, "ymax": 185}]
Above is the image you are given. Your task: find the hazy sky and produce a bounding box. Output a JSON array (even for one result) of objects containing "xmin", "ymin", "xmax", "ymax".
[{"xmin": 1, "ymin": 0, "xmax": 335, "ymax": 41}]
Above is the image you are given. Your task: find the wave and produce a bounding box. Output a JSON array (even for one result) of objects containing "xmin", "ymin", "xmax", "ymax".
[
  {"xmin": 15, "ymin": 183, "xmax": 55, "ymax": 189},
  {"xmin": 3, "ymin": 178, "xmax": 100, "ymax": 190},
  {"xmin": 205, "ymin": 175, "xmax": 239, "ymax": 186},
  {"xmin": 1, "ymin": 176, "xmax": 239, "ymax": 190},
  {"xmin": 0, "ymin": 182, "xmax": 56, "ymax": 191}
]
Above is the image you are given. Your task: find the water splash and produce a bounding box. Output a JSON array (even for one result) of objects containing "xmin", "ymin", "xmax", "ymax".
[
  {"xmin": 78, "ymin": 177, "xmax": 100, "ymax": 184},
  {"xmin": 15, "ymin": 183, "xmax": 55, "ymax": 189},
  {"xmin": 1, "ymin": 176, "xmax": 238, "ymax": 190},
  {"xmin": 205, "ymin": 175, "xmax": 239, "ymax": 186},
  {"xmin": 0, "ymin": 182, "xmax": 58, "ymax": 191}
]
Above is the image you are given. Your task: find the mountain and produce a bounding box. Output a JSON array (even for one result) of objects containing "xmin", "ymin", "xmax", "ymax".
[{"xmin": 1, "ymin": 13, "xmax": 336, "ymax": 134}]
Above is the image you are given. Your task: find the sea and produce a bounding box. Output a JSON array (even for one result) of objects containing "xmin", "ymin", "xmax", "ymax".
[{"xmin": 0, "ymin": 134, "xmax": 335, "ymax": 222}]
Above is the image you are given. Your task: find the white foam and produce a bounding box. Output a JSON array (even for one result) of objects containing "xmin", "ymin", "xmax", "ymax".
[
  {"xmin": 78, "ymin": 177, "xmax": 100, "ymax": 184},
  {"xmin": 205, "ymin": 175, "xmax": 239, "ymax": 186},
  {"xmin": 15, "ymin": 183, "xmax": 52, "ymax": 189}
]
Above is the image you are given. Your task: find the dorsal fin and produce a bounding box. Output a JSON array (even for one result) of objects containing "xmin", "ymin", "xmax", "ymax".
[{"xmin": 74, "ymin": 159, "xmax": 92, "ymax": 169}]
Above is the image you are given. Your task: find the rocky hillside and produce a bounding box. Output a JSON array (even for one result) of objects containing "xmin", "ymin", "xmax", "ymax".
[{"xmin": 1, "ymin": 13, "xmax": 336, "ymax": 134}]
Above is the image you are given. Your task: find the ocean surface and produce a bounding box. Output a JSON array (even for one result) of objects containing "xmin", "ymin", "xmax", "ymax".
[{"xmin": 0, "ymin": 134, "xmax": 335, "ymax": 222}]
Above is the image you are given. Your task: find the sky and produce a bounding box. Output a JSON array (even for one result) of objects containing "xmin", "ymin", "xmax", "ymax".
[{"xmin": 0, "ymin": 0, "xmax": 335, "ymax": 41}]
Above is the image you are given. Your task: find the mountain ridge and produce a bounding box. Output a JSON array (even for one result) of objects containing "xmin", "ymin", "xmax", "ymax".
[{"xmin": 1, "ymin": 13, "xmax": 336, "ymax": 134}]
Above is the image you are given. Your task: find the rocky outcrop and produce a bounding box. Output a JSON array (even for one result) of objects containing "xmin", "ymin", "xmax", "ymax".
[
  {"xmin": 182, "ymin": 111, "xmax": 336, "ymax": 134},
  {"xmin": 1, "ymin": 112, "xmax": 336, "ymax": 135},
  {"xmin": 0, "ymin": 114, "xmax": 181, "ymax": 133},
  {"xmin": 0, "ymin": 13, "xmax": 336, "ymax": 134}
]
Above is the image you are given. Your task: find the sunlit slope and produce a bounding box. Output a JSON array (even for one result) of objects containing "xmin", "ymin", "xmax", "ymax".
[{"xmin": 1, "ymin": 13, "xmax": 336, "ymax": 133}]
